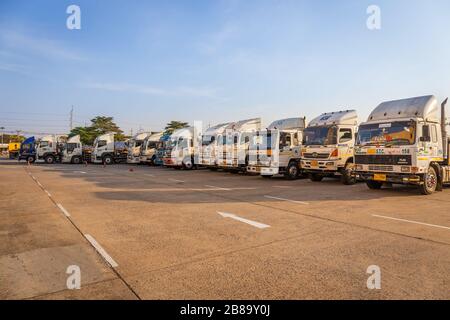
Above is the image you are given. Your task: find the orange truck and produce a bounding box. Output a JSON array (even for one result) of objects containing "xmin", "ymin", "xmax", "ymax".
[{"xmin": 8, "ymin": 142, "xmax": 21, "ymax": 159}]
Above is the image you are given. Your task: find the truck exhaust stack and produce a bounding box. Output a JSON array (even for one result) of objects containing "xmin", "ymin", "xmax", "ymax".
[{"xmin": 442, "ymin": 98, "xmax": 448, "ymax": 161}]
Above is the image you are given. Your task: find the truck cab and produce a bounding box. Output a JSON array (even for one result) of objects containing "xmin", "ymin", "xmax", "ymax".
[
  {"xmin": 198, "ymin": 123, "xmax": 230, "ymax": 169},
  {"xmin": 59, "ymin": 135, "xmax": 83, "ymax": 164},
  {"xmin": 140, "ymin": 132, "xmax": 163, "ymax": 165},
  {"xmin": 91, "ymin": 133, "xmax": 127, "ymax": 165},
  {"xmin": 163, "ymin": 127, "xmax": 195, "ymax": 169},
  {"xmin": 154, "ymin": 134, "xmax": 171, "ymax": 166},
  {"xmin": 18, "ymin": 136, "xmax": 36, "ymax": 163},
  {"xmin": 8, "ymin": 142, "xmax": 21, "ymax": 159},
  {"xmin": 127, "ymin": 132, "xmax": 152, "ymax": 164},
  {"xmin": 247, "ymin": 117, "xmax": 306, "ymax": 179},
  {"xmin": 36, "ymin": 135, "xmax": 66, "ymax": 164},
  {"xmin": 301, "ymin": 110, "xmax": 358, "ymax": 184},
  {"xmin": 355, "ymin": 95, "xmax": 450, "ymax": 194},
  {"xmin": 219, "ymin": 118, "xmax": 261, "ymax": 172}
]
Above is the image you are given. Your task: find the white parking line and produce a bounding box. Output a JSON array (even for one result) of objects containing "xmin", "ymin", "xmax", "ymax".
[
  {"xmin": 217, "ymin": 211, "xmax": 270, "ymax": 229},
  {"xmin": 372, "ymin": 214, "xmax": 450, "ymax": 231},
  {"xmin": 169, "ymin": 178, "xmax": 185, "ymax": 183},
  {"xmin": 84, "ymin": 234, "xmax": 119, "ymax": 268},
  {"xmin": 205, "ymin": 185, "xmax": 231, "ymax": 191},
  {"xmin": 56, "ymin": 203, "xmax": 71, "ymax": 217},
  {"xmin": 44, "ymin": 190, "xmax": 52, "ymax": 197},
  {"xmin": 144, "ymin": 174, "xmax": 155, "ymax": 177},
  {"xmin": 264, "ymin": 195, "xmax": 309, "ymax": 205},
  {"xmin": 36, "ymin": 181, "xmax": 43, "ymax": 188}
]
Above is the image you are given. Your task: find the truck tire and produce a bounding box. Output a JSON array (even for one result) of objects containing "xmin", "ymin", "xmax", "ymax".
[
  {"xmin": 366, "ymin": 180, "xmax": 383, "ymax": 190},
  {"xmin": 44, "ymin": 155, "xmax": 55, "ymax": 164},
  {"xmin": 341, "ymin": 162, "xmax": 357, "ymax": 185},
  {"xmin": 261, "ymin": 175, "xmax": 272, "ymax": 178},
  {"xmin": 284, "ymin": 162, "xmax": 299, "ymax": 180},
  {"xmin": 26, "ymin": 156, "xmax": 36, "ymax": 163},
  {"xmin": 420, "ymin": 166, "xmax": 438, "ymax": 195},
  {"xmin": 71, "ymin": 156, "xmax": 82, "ymax": 164},
  {"xmin": 103, "ymin": 155, "xmax": 114, "ymax": 165},
  {"xmin": 310, "ymin": 173, "xmax": 323, "ymax": 182},
  {"xmin": 183, "ymin": 158, "xmax": 194, "ymax": 170}
]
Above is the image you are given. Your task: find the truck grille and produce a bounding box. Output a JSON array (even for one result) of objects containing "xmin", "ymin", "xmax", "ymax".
[
  {"xmin": 355, "ymin": 155, "xmax": 412, "ymax": 165},
  {"xmin": 368, "ymin": 165, "xmax": 394, "ymax": 172},
  {"xmin": 303, "ymin": 153, "xmax": 329, "ymax": 159}
]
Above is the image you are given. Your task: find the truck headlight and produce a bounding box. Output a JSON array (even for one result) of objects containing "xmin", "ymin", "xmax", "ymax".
[{"xmin": 355, "ymin": 164, "xmax": 363, "ymax": 171}]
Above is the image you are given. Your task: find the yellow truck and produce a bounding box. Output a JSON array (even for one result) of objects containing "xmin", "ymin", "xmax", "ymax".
[{"xmin": 8, "ymin": 142, "xmax": 21, "ymax": 159}]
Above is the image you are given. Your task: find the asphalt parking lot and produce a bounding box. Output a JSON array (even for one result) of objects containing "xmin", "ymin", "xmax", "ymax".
[{"xmin": 1, "ymin": 159, "xmax": 449, "ymax": 300}]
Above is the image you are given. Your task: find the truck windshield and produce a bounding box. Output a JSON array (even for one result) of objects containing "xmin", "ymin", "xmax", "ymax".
[
  {"xmin": 202, "ymin": 135, "xmax": 215, "ymax": 146},
  {"xmin": 303, "ymin": 126, "xmax": 337, "ymax": 146},
  {"xmin": 357, "ymin": 121, "xmax": 416, "ymax": 146}
]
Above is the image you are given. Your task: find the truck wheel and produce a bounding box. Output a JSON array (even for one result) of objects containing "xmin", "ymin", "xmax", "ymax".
[
  {"xmin": 341, "ymin": 162, "xmax": 357, "ymax": 185},
  {"xmin": 71, "ymin": 156, "xmax": 82, "ymax": 164},
  {"xmin": 44, "ymin": 155, "xmax": 55, "ymax": 164},
  {"xmin": 366, "ymin": 181, "xmax": 383, "ymax": 190},
  {"xmin": 420, "ymin": 166, "xmax": 438, "ymax": 195},
  {"xmin": 103, "ymin": 155, "xmax": 114, "ymax": 165},
  {"xmin": 310, "ymin": 173, "xmax": 323, "ymax": 182},
  {"xmin": 284, "ymin": 162, "xmax": 299, "ymax": 180},
  {"xmin": 27, "ymin": 156, "xmax": 36, "ymax": 163},
  {"xmin": 183, "ymin": 158, "xmax": 194, "ymax": 170}
]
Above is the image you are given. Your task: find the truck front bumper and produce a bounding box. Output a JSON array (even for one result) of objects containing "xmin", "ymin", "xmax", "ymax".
[
  {"xmin": 301, "ymin": 159, "xmax": 339, "ymax": 173},
  {"xmin": 247, "ymin": 166, "xmax": 280, "ymax": 175},
  {"xmin": 355, "ymin": 171, "xmax": 424, "ymax": 185}
]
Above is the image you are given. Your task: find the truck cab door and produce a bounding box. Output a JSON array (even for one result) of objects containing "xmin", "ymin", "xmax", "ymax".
[{"xmin": 337, "ymin": 128, "xmax": 354, "ymax": 163}]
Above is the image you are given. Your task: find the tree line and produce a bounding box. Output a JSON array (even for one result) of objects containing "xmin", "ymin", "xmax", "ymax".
[{"xmin": 69, "ymin": 117, "xmax": 189, "ymax": 145}]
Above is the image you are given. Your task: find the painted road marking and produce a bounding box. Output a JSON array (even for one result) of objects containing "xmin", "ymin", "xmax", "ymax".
[
  {"xmin": 217, "ymin": 211, "xmax": 270, "ymax": 229},
  {"xmin": 205, "ymin": 185, "xmax": 231, "ymax": 191},
  {"xmin": 84, "ymin": 234, "xmax": 119, "ymax": 268},
  {"xmin": 36, "ymin": 181, "xmax": 43, "ymax": 188},
  {"xmin": 144, "ymin": 174, "xmax": 155, "ymax": 177},
  {"xmin": 56, "ymin": 203, "xmax": 71, "ymax": 217},
  {"xmin": 272, "ymin": 186, "xmax": 291, "ymax": 188},
  {"xmin": 44, "ymin": 190, "xmax": 52, "ymax": 197},
  {"xmin": 169, "ymin": 178, "xmax": 185, "ymax": 183},
  {"xmin": 75, "ymin": 171, "xmax": 87, "ymax": 174},
  {"xmin": 264, "ymin": 195, "xmax": 309, "ymax": 205},
  {"xmin": 372, "ymin": 215, "xmax": 450, "ymax": 231}
]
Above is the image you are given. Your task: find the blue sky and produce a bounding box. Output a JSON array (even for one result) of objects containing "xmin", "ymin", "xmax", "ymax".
[{"xmin": 1, "ymin": 0, "xmax": 450, "ymax": 135}]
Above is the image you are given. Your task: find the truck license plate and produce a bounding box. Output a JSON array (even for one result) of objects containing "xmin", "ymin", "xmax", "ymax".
[
  {"xmin": 311, "ymin": 160, "xmax": 319, "ymax": 167},
  {"xmin": 374, "ymin": 174, "xmax": 387, "ymax": 181}
]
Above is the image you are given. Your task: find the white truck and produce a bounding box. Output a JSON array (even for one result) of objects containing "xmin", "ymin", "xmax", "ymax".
[
  {"xmin": 91, "ymin": 132, "xmax": 128, "ymax": 165},
  {"xmin": 139, "ymin": 132, "xmax": 163, "ymax": 165},
  {"xmin": 127, "ymin": 132, "xmax": 152, "ymax": 164},
  {"xmin": 219, "ymin": 118, "xmax": 261, "ymax": 172},
  {"xmin": 59, "ymin": 135, "xmax": 86, "ymax": 164},
  {"xmin": 35, "ymin": 135, "xmax": 66, "ymax": 164},
  {"xmin": 354, "ymin": 95, "xmax": 450, "ymax": 195},
  {"xmin": 247, "ymin": 117, "xmax": 306, "ymax": 179},
  {"xmin": 301, "ymin": 110, "xmax": 358, "ymax": 184},
  {"xmin": 198, "ymin": 122, "xmax": 231, "ymax": 170},
  {"xmin": 162, "ymin": 127, "xmax": 196, "ymax": 169}
]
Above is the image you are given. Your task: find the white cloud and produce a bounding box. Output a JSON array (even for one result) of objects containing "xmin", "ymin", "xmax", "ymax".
[
  {"xmin": 0, "ymin": 30, "xmax": 85, "ymax": 61},
  {"xmin": 0, "ymin": 62, "xmax": 29, "ymax": 75},
  {"xmin": 84, "ymin": 82, "xmax": 218, "ymax": 98}
]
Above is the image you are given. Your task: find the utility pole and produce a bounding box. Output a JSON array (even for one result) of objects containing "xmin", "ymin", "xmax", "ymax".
[
  {"xmin": 0, "ymin": 126, "xmax": 4, "ymax": 144},
  {"xmin": 69, "ymin": 106, "xmax": 74, "ymax": 130}
]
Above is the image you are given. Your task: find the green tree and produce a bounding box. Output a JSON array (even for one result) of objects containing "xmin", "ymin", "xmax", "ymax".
[
  {"xmin": 164, "ymin": 121, "xmax": 189, "ymax": 135},
  {"xmin": 69, "ymin": 116, "xmax": 125, "ymax": 145}
]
